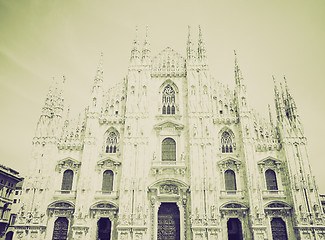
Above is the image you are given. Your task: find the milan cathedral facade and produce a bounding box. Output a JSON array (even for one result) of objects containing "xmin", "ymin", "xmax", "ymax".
[{"xmin": 12, "ymin": 27, "xmax": 325, "ymax": 239}]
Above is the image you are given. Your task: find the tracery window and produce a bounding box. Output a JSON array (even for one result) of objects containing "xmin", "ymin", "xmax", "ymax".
[
  {"xmin": 102, "ymin": 170, "xmax": 113, "ymax": 193},
  {"xmin": 221, "ymin": 131, "xmax": 233, "ymax": 153},
  {"xmin": 225, "ymin": 170, "xmax": 237, "ymax": 191},
  {"xmin": 162, "ymin": 85, "xmax": 176, "ymax": 115},
  {"xmin": 61, "ymin": 170, "xmax": 73, "ymax": 191},
  {"xmin": 105, "ymin": 132, "xmax": 118, "ymax": 153},
  {"xmin": 162, "ymin": 138, "xmax": 176, "ymax": 161},
  {"xmin": 265, "ymin": 169, "xmax": 278, "ymax": 190}
]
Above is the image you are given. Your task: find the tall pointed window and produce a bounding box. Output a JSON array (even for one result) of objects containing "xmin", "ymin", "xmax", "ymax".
[
  {"xmin": 162, "ymin": 85, "xmax": 176, "ymax": 115},
  {"xmin": 221, "ymin": 131, "xmax": 233, "ymax": 153},
  {"xmin": 225, "ymin": 170, "xmax": 237, "ymax": 191},
  {"xmin": 102, "ymin": 170, "xmax": 114, "ymax": 193},
  {"xmin": 61, "ymin": 170, "xmax": 73, "ymax": 191},
  {"xmin": 162, "ymin": 138, "xmax": 176, "ymax": 161},
  {"xmin": 265, "ymin": 169, "xmax": 278, "ymax": 190},
  {"xmin": 106, "ymin": 132, "xmax": 118, "ymax": 153}
]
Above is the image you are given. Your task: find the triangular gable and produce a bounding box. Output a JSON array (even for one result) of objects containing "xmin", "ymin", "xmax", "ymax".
[
  {"xmin": 97, "ymin": 156, "xmax": 121, "ymax": 167},
  {"xmin": 154, "ymin": 120, "xmax": 184, "ymax": 131},
  {"xmin": 257, "ymin": 156, "xmax": 282, "ymax": 165},
  {"xmin": 217, "ymin": 156, "xmax": 241, "ymax": 166},
  {"xmin": 57, "ymin": 157, "xmax": 81, "ymax": 166}
]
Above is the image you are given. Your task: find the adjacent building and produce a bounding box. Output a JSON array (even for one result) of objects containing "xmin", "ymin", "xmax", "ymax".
[
  {"xmin": 0, "ymin": 165, "xmax": 22, "ymax": 239},
  {"xmin": 12, "ymin": 27, "xmax": 325, "ymax": 239}
]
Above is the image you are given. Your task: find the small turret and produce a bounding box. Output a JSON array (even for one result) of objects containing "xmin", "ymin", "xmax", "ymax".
[
  {"xmin": 142, "ymin": 26, "xmax": 151, "ymax": 65},
  {"xmin": 130, "ymin": 26, "xmax": 141, "ymax": 66},
  {"xmin": 89, "ymin": 53, "xmax": 104, "ymax": 113},
  {"xmin": 186, "ymin": 26, "xmax": 196, "ymax": 63},
  {"xmin": 198, "ymin": 25, "xmax": 207, "ymax": 65},
  {"xmin": 35, "ymin": 76, "xmax": 65, "ymax": 139},
  {"xmin": 234, "ymin": 50, "xmax": 244, "ymax": 86}
]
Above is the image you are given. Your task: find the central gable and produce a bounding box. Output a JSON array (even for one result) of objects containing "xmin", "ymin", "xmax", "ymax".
[{"xmin": 152, "ymin": 47, "xmax": 186, "ymax": 77}]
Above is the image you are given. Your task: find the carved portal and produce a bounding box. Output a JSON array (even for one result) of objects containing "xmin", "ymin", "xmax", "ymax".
[{"xmin": 148, "ymin": 180, "xmax": 189, "ymax": 240}]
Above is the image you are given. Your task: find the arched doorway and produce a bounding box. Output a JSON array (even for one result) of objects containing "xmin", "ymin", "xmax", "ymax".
[
  {"xmin": 52, "ymin": 217, "xmax": 69, "ymax": 240},
  {"xmin": 157, "ymin": 203, "xmax": 180, "ymax": 240},
  {"xmin": 271, "ymin": 217, "xmax": 288, "ymax": 240},
  {"xmin": 97, "ymin": 218, "xmax": 111, "ymax": 240},
  {"xmin": 5, "ymin": 231, "xmax": 13, "ymax": 240},
  {"xmin": 227, "ymin": 218, "xmax": 243, "ymax": 240}
]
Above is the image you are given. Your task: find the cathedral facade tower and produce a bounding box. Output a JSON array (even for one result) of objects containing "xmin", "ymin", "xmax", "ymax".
[{"xmin": 12, "ymin": 27, "xmax": 325, "ymax": 240}]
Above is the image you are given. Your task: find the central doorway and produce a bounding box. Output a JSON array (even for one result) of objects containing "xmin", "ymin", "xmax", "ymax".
[
  {"xmin": 227, "ymin": 218, "xmax": 243, "ymax": 240},
  {"xmin": 97, "ymin": 218, "xmax": 111, "ymax": 240},
  {"xmin": 157, "ymin": 203, "xmax": 180, "ymax": 240}
]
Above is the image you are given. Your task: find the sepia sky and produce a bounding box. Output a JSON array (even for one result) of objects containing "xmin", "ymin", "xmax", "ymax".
[{"xmin": 0, "ymin": 0, "xmax": 325, "ymax": 192}]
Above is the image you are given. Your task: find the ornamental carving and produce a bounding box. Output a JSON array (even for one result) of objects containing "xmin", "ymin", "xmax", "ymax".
[
  {"xmin": 217, "ymin": 157, "xmax": 241, "ymax": 172},
  {"xmin": 159, "ymin": 184, "xmax": 179, "ymax": 195},
  {"xmin": 56, "ymin": 158, "xmax": 81, "ymax": 173},
  {"xmin": 220, "ymin": 202, "xmax": 248, "ymax": 218},
  {"xmin": 90, "ymin": 202, "xmax": 118, "ymax": 219},
  {"xmin": 96, "ymin": 158, "xmax": 121, "ymax": 173},
  {"xmin": 257, "ymin": 157, "xmax": 282, "ymax": 173}
]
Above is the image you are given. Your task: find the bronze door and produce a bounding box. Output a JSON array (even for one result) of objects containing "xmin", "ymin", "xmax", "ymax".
[
  {"xmin": 52, "ymin": 217, "xmax": 68, "ymax": 240},
  {"xmin": 157, "ymin": 203, "xmax": 180, "ymax": 240},
  {"xmin": 271, "ymin": 218, "xmax": 288, "ymax": 240}
]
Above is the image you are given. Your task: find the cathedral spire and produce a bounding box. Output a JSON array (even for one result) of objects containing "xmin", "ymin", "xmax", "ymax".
[
  {"xmin": 186, "ymin": 26, "xmax": 196, "ymax": 61},
  {"xmin": 234, "ymin": 50, "xmax": 244, "ymax": 86},
  {"xmin": 94, "ymin": 52, "xmax": 104, "ymax": 87},
  {"xmin": 42, "ymin": 76, "xmax": 65, "ymax": 118},
  {"xmin": 273, "ymin": 75, "xmax": 284, "ymax": 123},
  {"xmin": 142, "ymin": 26, "xmax": 151, "ymax": 65},
  {"xmin": 198, "ymin": 25, "xmax": 207, "ymax": 64},
  {"xmin": 130, "ymin": 26, "xmax": 141, "ymax": 65}
]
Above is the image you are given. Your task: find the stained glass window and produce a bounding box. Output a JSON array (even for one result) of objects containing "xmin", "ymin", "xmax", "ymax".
[
  {"xmin": 221, "ymin": 131, "xmax": 233, "ymax": 153},
  {"xmin": 225, "ymin": 170, "xmax": 237, "ymax": 191},
  {"xmin": 162, "ymin": 85, "xmax": 176, "ymax": 115},
  {"xmin": 106, "ymin": 132, "xmax": 118, "ymax": 153},
  {"xmin": 162, "ymin": 138, "xmax": 176, "ymax": 161},
  {"xmin": 61, "ymin": 170, "xmax": 73, "ymax": 191},
  {"xmin": 265, "ymin": 169, "xmax": 278, "ymax": 190},
  {"xmin": 102, "ymin": 170, "xmax": 113, "ymax": 193}
]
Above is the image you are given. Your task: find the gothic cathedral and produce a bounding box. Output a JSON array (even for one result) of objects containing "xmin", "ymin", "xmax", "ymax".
[{"xmin": 13, "ymin": 27, "xmax": 325, "ymax": 239}]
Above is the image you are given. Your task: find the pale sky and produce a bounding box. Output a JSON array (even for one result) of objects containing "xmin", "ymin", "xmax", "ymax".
[{"xmin": 0, "ymin": 0, "xmax": 325, "ymax": 192}]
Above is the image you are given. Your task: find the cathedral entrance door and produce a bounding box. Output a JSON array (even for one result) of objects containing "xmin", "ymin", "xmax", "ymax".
[
  {"xmin": 52, "ymin": 217, "xmax": 69, "ymax": 240},
  {"xmin": 97, "ymin": 217, "xmax": 111, "ymax": 240},
  {"xmin": 271, "ymin": 218, "xmax": 288, "ymax": 240},
  {"xmin": 227, "ymin": 218, "xmax": 243, "ymax": 240},
  {"xmin": 157, "ymin": 203, "xmax": 180, "ymax": 240}
]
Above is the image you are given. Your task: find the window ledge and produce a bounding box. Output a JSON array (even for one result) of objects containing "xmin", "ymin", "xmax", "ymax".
[
  {"xmin": 94, "ymin": 191, "xmax": 118, "ymax": 200},
  {"xmin": 262, "ymin": 190, "xmax": 285, "ymax": 199},
  {"xmin": 155, "ymin": 114, "xmax": 182, "ymax": 120},
  {"xmin": 53, "ymin": 190, "xmax": 76, "ymax": 199},
  {"xmin": 220, "ymin": 190, "xmax": 244, "ymax": 199},
  {"xmin": 151, "ymin": 161, "xmax": 186, "ymax": 175}
]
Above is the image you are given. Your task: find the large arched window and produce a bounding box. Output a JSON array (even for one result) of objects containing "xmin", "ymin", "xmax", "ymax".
[
  {"xmin": 225, "ymin": 170, "xmax": 237, "ymax": 191},
  {"xmin": 61, "ymin": 170, "xmax": 73, "ymax": 191},
  {"xmin": 221, "ymin": 131, "xmax": 233, "ymax": 153},
  {"xmin": 162, "ymin": 138, "xmax": 176, "ymax": 161},
  {"xmin": 102, "ymin": 170, "xmax": 114, "ymax": 193},
  {"xmin": 162, "ymin": 85, "xmax": 176, "ymax": 115},
  {"xmin": 265, "ymin": 169, "xmax": 278, "ymax": 190},
  {"xmin": 105, "ymin": 132, "xmax": 118, "ymax": 153}
]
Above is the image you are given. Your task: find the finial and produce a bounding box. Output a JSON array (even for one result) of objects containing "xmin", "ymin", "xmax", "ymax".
[{"xmin": 145, "ymin": 25, "xmax": 148, "ymax": 38}]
